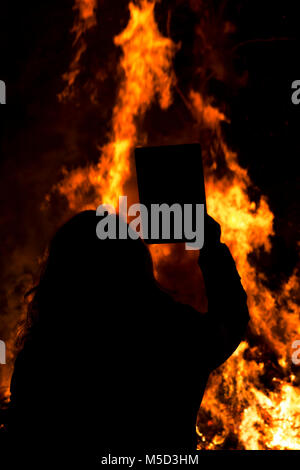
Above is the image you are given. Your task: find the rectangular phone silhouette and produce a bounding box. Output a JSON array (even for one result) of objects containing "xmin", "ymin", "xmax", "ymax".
[{"xmin": 135, "ymin": 143, "xmax": 206, "ymax": 244}]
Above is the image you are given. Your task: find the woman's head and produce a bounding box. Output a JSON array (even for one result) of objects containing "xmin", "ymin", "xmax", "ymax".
[
  {"xmin": 23, "ymin": 210, "xmax": 157, "ymax": 341},
  {"xmin": 45, "ymin": 211, "xmax": 154, "ymax": 283}
]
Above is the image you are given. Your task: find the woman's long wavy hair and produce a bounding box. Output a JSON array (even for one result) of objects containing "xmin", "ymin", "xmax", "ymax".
[{"xmin": 18, "ymin": 210, "xmax": 159, "ymax": 348}]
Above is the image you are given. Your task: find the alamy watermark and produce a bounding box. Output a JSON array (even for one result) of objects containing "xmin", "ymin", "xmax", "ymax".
[
  {"xmin": 96, "ymin": 196, "xmax": 204, "ymax": 250},
  {"xmin": 291, "ymin": 80, "xmax": 300, "ymax": 105},
  {"xmin": 292, "ymin": 340, "xmax": 300, "ymax": 365},
  {"xmin": 0, "ymin": 80, "xmax": 6, "ymax": 104},
  {"xmin": 0, "ymin": 340, "xmax": 6, "ymax": 364}
]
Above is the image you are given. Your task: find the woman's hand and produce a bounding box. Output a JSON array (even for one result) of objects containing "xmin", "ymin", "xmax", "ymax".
[{"xmin": 200, "ymin": 214, "xmax": 221, "ymax": 255}]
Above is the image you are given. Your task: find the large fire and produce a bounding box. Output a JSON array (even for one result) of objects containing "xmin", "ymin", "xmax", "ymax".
[{"xmin": 2, "ymin": 0, "xmax": 300, "ymax": 449}]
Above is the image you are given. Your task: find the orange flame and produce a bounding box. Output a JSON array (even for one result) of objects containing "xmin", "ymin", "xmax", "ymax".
[
  {"xmin": 189, "ymin": 91, "xmax": 300, "ymax": 449},
  {"xmin": 47, "ymin": 0, "xmax": 300, "ymax": 449},
  {"xmin": 59, "ymin": 0, "xmax": 97, "ymax": 101},
  {"xmin": 57, "ymin": 0, "xmax": 177, "ymax": 208}
]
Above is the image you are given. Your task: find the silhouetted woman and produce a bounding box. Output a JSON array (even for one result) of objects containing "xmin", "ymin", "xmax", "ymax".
[{"xmin": 6, "ymin": 211, "xmax": 249, "ymax": 462}]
